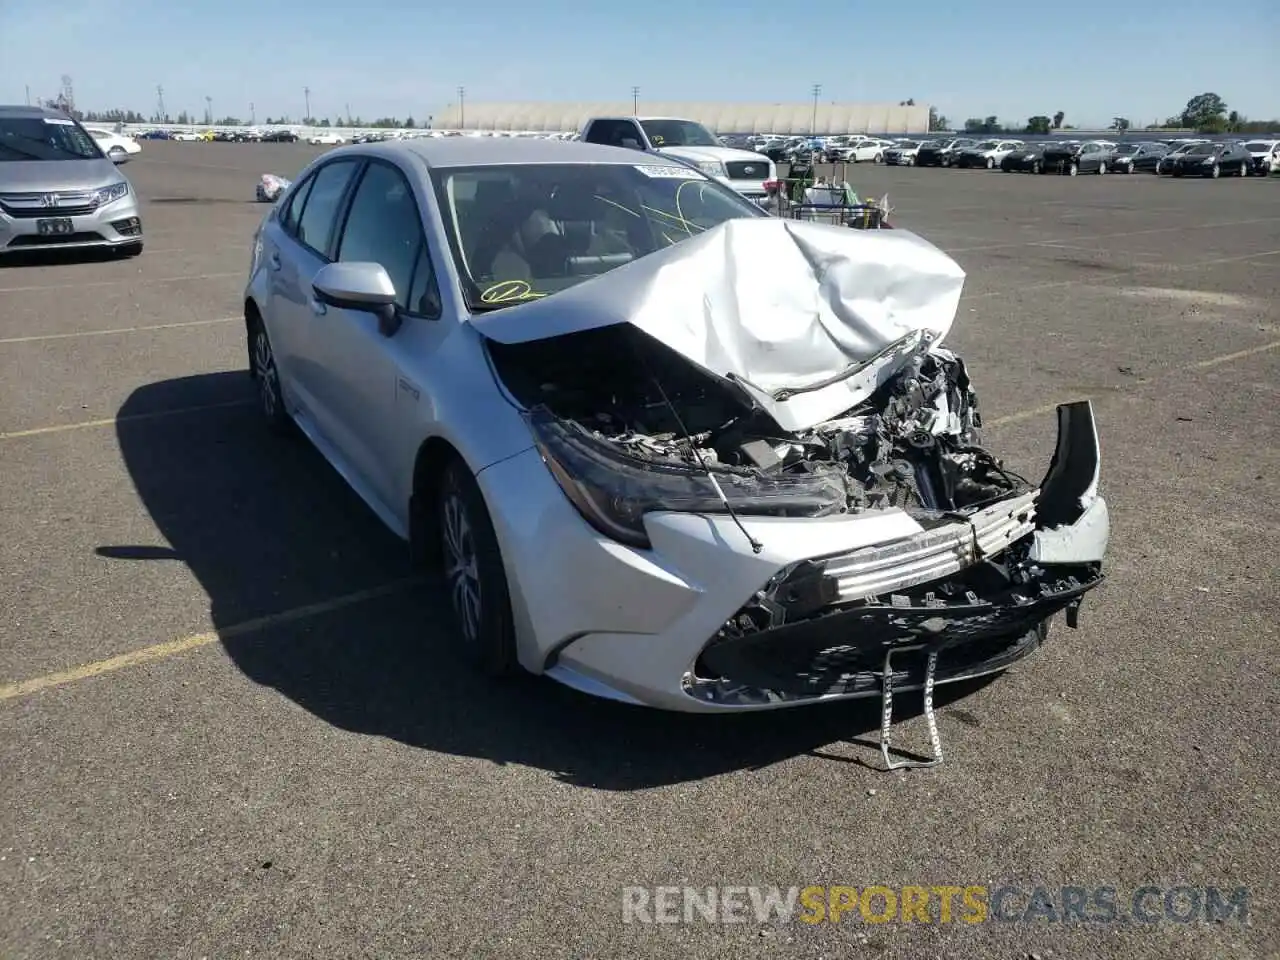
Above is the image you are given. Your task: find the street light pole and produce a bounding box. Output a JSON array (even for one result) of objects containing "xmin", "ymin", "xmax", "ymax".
[
  {"xmin": 304, "ymin": 86, "xmax": 311, "ymax": 122},
  {"xmin": 457, "ymin": 86, "xmax": 465, "ymax": 130},
  {"xmin": 810, "ymin": 83, "xmax": 822, "ymax": 135},
  {"xmin": 631, "ymin": 86, "xmax": 639, "ymax": 114}
]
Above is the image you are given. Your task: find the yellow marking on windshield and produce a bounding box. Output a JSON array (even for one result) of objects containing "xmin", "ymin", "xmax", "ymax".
[{"xmin": 480, "ymin": 279, "xmax": 547, "ymax": 304}]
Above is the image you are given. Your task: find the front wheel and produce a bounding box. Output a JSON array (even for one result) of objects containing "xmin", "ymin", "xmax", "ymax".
[
  {"xmin": 250, "ymin": 319, "xmax": 292, "ymax": 435},
  {"xmin": 1208, "ymin": 163, "xmax": 1220, "ymax": 179},
  {"xmin": 1068, "ymin": 162, "xmax": 1079, "ymax": 177},
  {"xmin": 1098, "ymin": 161, "xmax": 1107, "ymax": 175},
  {"xmin": 1032, "ymin": 160, "xmax": 1042, "ymax": 174},
  {"xmin": 986, "ymin": 157, "xmax": 995, "ymax": 169},
  {"xmin": 438, "ymin": 459, "xmax": 519, "ymax": 676}
]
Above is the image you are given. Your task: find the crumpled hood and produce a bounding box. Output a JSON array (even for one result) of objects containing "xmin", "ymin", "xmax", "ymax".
[{"xmin": 471, "ymin": 217, "xmax": 967, "ymax": 432}]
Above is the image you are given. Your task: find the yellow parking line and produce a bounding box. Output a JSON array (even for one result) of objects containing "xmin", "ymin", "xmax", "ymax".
[
  {"xmin": 0, "ymin": 578, "xmax": 423, "ymax": 703},
  {"xmin": 0, "ymin": 399, "xmax": 254, "ymax": 440},
  {"xmin": 0, "ymin": 316, "xmax": 237, "ymax": 345}
]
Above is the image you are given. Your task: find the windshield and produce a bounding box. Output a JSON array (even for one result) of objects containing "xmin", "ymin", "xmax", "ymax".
[
  {"xmin": 0, "ymin": 116, "xmax": 103, "ymax": 161},
  {"xmin": 974, "ymin": 141, "xmax": 998, "ymax": 150},
  {"xmin": 1187, "ymin": 144, "xmax": 1217, "ymax": 156},
  {"xmin": 1244, "ymin": 142, "xmax": 1274, "ymax": 152},
  {"xmin": 638, "ymin": 119, "xmax": 719, "ymax": 148},
  {"xmin": 1169, "ymin": 143, "xmax": 1199, "ymax": 155},
  {"xmin": 432, "ymin": 162, "xmax": 766, "ymax": 311},
  {"xmin": 898, "ymin": 140, "xmax": 921, "ymax": 149}
]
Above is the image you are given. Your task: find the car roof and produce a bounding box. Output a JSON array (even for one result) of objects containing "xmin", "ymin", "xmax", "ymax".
[
  {"xmin": 0, "ymin": 104, "xmax": 71, "ymax": 120},
  {"xmin": 338, "ymin": 136, "xmax": 681, "ymax": 170}
]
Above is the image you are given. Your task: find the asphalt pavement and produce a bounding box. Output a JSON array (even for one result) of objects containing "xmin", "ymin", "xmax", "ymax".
[{"xmin": 2, "ymin": 142, "xmax": 1278, "ymax": 959}]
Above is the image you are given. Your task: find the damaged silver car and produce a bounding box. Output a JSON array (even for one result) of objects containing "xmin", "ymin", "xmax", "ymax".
[{"xmin": 244, "ymin": 138, "xmax": 1108, "ymax": 761}]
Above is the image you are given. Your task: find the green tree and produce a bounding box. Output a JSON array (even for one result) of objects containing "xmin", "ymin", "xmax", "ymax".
[
  {"xmin": 928, "ymin": 107, "xmax": 949, "ymax": 131},
  {"xmin": 963, "ymin": 117, "xmax": 984, "ymax": 133},
  {"xmin": 176, "ymin": 110, "xmax": 191, "ymax": 125},
  {"xmin": 983, "ymin": 115, "xmax": 1000, "ymax": 132},
  {"xmin": 1052, "ymin": 110, "xmax": 1065, "ymax": 129},
  {"xmin": 1180, "ymin": 92, "xmax": 1227, "ymax": 131},
  {"xmin": 404, "ymin": 116, "xmax": 416, "ymax": 128},
  {"xmin": 1026, "ymin": 115, "xmax": 1052, "ymax": 134},
  {"xmin": 1110, "ymin": 117, "xmax": 1130, "ymax": 132}
]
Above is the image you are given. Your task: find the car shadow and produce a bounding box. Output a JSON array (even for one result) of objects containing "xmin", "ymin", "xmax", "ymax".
[
  {"xmin": 103, "ymin": 372, "xmax": 996, "ymax": 789},
  {"xmin": 0, "ymin": 246, "xmax": 134, "ymax": 268}
]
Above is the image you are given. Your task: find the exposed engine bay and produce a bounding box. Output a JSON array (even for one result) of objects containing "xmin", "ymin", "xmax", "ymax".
[{"xmin": 487, "ymin": 325, "xmax": 1029, "ymax": 517}]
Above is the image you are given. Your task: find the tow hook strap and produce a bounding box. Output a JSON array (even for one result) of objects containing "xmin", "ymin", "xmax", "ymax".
[{"xmin": 879, "ymin": 643, "xmax": 944, "ymax": 770}]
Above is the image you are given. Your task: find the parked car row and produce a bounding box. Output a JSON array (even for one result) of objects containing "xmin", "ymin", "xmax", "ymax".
[{"xmin": 899, "ymin": 136, "xmax": 1278, "ymax": 179}]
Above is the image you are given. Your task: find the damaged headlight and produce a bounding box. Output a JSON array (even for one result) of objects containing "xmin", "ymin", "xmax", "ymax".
[{"xmin": 527, "ymin": 407, "xmax": 846, "ymax": 548}]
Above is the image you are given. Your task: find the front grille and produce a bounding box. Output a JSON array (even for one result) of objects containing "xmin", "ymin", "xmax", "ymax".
[
  {"xmin": 725, "ymin": 160, "xmax": 769, "ymax": 180},
  {"xmin": 693, "ymin": 562, "xmax": 1102, "ymax": 700},
  {"xmin": 0, "ymin": 192, "xmax": 100, "ymax": 219}
]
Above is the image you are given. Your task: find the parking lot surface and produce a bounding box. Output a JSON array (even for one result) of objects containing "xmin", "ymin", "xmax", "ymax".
[{"xmin": 3, "ymin": 142, "xmax": 1278, "ymax": 959}]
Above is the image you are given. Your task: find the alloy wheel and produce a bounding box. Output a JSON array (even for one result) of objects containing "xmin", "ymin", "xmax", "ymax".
[
  {"xmin": 253, "ymin": 328, "xmax": 280, "ymax": 420},
  {"xmin": 442, "ymin": 491, "xmax": 482, "ymax": 645}
]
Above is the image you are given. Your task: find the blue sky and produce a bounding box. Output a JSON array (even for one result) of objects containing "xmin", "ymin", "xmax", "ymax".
[{"xmin": 2, "ymin": 0, "xmax": 1277, "ymax": 128}]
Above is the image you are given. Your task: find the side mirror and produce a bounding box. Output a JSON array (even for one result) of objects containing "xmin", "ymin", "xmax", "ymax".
[
  {"xmin": 313, "ymin": 261, "xmax": 402, "ymax": 336},
  {"xmin": 110, "ymin": 153, "xmax": 128, "ymax": 164}
]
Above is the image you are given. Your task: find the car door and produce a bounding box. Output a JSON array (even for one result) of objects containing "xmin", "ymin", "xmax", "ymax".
[
  {"xmin": 312, "ymin": 158, "xmax": 448, "ymax": 512},
  {"xmin": 266, "ymin": 157, "xmax": 362, "ymax": 441},
  {"xmin": 1079, "ymin": 143, "xmax": 1101, "ymax": 172}
]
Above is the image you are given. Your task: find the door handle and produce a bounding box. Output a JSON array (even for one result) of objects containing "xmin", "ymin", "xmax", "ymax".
[
  {"xmin": 309, "ymin": 297, "xmax": 327, "ymax": 317},
  {"xmin": 268, "ymin": 251, "xmax": 281, "ymax": 271}
]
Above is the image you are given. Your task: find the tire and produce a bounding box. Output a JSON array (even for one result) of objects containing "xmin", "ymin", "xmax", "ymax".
[
  {"xmin": 1068, "ymin": 162, "xmax": 1079, "ymax": 177},
  {"xmin": 874, "ymin": 153, "xmax": 883, "ymax": 164},
  {"xmin": 906, "ymin": 155, "xmax": 914, "ymax": 166},
  {"xmin": 1238, "ymin": 161, "xmax": 1248, "ymax": 178},
  {"xmin": 1098, "ymin": 161, "xmax": 1107, "ymax": 175},
  {"xmin": 1209, "ymin": 163, "xmax": 1220, "ymax": 179},
  {"xmin": 250, "ymin": 318, "xmax": 292, "ymax": 435},
  {"xmin": 1032, "ymin": 160, "xmax": 1041, "ymax": 174},
  {"xmin": 437, "ymin": 458, "xmax": 518, "ymax": 676}
]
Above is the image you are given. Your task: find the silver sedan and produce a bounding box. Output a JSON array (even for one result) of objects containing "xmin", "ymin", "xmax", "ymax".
[{"xmin": 243, "ymin": 137, "xmax": 1108, "ymax": 725}]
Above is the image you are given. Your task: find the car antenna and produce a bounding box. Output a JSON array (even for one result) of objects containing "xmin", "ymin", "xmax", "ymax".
[{"xmin": 636, "ymin": 347, "xmax": 765, "ymax": 555}]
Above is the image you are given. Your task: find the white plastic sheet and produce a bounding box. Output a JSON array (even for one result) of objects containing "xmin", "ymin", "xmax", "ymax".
[
  {"xmin": 470, "ymin": 217, "xmax": 967, "ymax": 431},
  {"xmin": 256, "ymin": 173, "xmax": 291, "ymax": 202}
]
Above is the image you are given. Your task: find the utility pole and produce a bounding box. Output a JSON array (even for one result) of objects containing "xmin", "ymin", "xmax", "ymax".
[
  {"xmin": 156, "ymin": 85, "xmax": 165, "ymax": 122},
  {"xmin": 345, "ymin": 102, "xmax": 351, "ymax": 125},
  {"xmin": 810, "ymin": 83, "xmax": 822, "ymax": 135},
  {"xmin": 304, "ymin": 86, "xmax": 311, "ymax": 122},
  {"xmin": 632, "ymin": 86, "xmax": 639, "ymax": 114},
  {"xmin": 250, "ymin": 102, "xmax": 255, "ymax": 124},
  {"xmin": 457, "ymin": 86, "xmax": 465, "ymax": 130},
  {"xmin": 205, "ymin": 96, "xmax": 212, "ymax": 125}
]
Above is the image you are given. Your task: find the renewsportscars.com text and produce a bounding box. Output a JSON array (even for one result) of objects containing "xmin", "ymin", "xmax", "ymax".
[{"xmin": 621, "ymin": 884, "xmax": 1250, "ymax": 926}]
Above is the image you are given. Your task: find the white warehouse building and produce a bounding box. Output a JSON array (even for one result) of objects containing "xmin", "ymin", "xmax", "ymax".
[{"xmin": 436, "ymin": 101, "xmax": 931, "ymax": 135}]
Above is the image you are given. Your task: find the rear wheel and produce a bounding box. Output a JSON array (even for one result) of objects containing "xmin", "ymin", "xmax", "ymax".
[
  {"xmin": 986, "ymin": 157, "xmax": 995, "ymax": 169},
  {"xmin": 1098, "ymin": 161, "xmax": 1108, "ymax": 175},
  {"xmin": 1208, "ymin": 163, "xmax": 1220, "ymax": 179},
  {"xmin": 1032, "ymin": 160, "xmax": 1042, "ymax": 174},
  {"xmin": 437, "ymin": 459, "xmax": 519, "ymax": 676}
]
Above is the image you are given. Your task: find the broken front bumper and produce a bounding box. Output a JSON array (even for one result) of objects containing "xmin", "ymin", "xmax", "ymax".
[{"xmin": 495, "ymin": 401, "xmax": 1107, "ymax": 713}]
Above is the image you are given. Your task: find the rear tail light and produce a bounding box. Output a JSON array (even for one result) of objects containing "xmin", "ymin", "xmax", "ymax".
[{"xmin": 763, "ymin": 179, "xmax": 781, "ymax": 193}]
